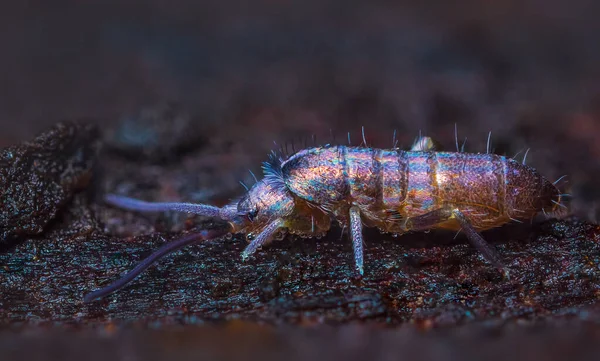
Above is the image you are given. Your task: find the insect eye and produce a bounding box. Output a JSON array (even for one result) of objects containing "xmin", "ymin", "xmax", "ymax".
[{"xmin": 247, "ymin": 209, "xmax": 259, "ymax": 222}]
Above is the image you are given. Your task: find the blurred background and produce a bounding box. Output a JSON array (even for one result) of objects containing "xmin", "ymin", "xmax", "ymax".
[{"xmin": 1, "ymin": 0, "xmax": 599, "ymax": 220}]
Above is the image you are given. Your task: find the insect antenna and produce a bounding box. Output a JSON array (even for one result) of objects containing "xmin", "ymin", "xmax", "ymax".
[
  {"xmin": 105, "ymin": 194, "xmax": 223, "ymax": 217},
  {"xmin": 83, "ymin": 228, "xmax": 231, "ymax": 302},
  {"xmin": 239, "ymin": 181, "xmax": 249, "ymax": 191}
]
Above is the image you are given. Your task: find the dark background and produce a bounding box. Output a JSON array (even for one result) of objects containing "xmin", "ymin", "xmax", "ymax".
[
  {"xmin": 1, "ymin": 1, "xmax": 599, "ymax": 222},
  {"xmin": 1, "ymin": 1, "xmax": 600, "ymax": 360}
]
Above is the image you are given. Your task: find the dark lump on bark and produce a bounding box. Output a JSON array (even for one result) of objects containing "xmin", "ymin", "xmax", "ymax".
[{"xmin": 0, "ymin": 121, "xmax": 100, "ymax": 246}]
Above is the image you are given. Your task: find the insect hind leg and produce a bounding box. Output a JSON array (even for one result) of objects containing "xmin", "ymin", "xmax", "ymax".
[
  {"xmin": 452, "ymin": 209, "xmax": 508, "ymax": 278},
  {"xmin": 404, "ymin": 207, "xmax": 508, "ymax": 277}
]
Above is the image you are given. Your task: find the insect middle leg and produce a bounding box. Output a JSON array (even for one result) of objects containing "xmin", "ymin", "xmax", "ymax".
[
  {"xmin": 404, "ymin": 207, "xmax": 507, "ymax": 275},
  {"xmin": 349, "ymin": 206, "xmax": 364, "ymax": 275}
]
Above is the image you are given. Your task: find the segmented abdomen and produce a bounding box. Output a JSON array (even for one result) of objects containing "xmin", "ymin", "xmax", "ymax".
[{"xmin": 280, "ymin": 145, "xmax": 555, "ymax": 229}]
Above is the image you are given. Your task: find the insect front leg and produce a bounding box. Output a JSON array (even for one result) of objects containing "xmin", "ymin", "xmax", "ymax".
[
  {"xmin": 349, "ymin": 205, "xmax": 364, "ymax": 276},
  {"xmin": 404, "ymin": 207, "xmax": 507, "ymax": 276},
  {"xmin": 241, "ymin": 219, "xmax": 285, "ymax": 260}
]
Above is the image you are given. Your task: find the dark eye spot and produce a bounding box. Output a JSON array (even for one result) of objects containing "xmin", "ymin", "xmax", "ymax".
[{"xmin": 247, "ymin": 209, "xmax": 258, "ymax": 222}]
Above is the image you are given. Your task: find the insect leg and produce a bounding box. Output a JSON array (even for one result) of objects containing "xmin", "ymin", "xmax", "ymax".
[
  {"xmin": 349, "ymin": 206, "xmax": 364, "ymax": 276},
  {"xmin": 241, "ymin": 219, "xmax": 285, "ymax": 260},
  {"xmin": 452, "ymin": 209, "xmax": 507, "ymax": 277},
  {"xmin": 404, "ymin": 207, "xmax": 507, "ymax": 275}
]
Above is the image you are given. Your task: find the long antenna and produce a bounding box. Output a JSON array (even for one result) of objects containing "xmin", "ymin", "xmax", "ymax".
[
  {"xmin": 105, "ymin": 194, "xmax": 221, "ymax": 217},
  {"xmin": 84, "ymin": 228, "xmax": 231, "ymax": 302}
]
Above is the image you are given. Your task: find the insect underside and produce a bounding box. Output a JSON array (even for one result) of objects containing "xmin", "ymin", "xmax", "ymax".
[{"xmin": 84, "ymin": 134, "xmax": 563, "ymax": 302}]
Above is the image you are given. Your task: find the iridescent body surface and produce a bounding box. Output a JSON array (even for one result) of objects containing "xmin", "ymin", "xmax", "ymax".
[
  {"xmin": 282, "ymin": 146, "xmax": 559, "ymax": 233},
  {"xmin": 85, "ymin": 136, "xmax": 563, "ymax": 302}
]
